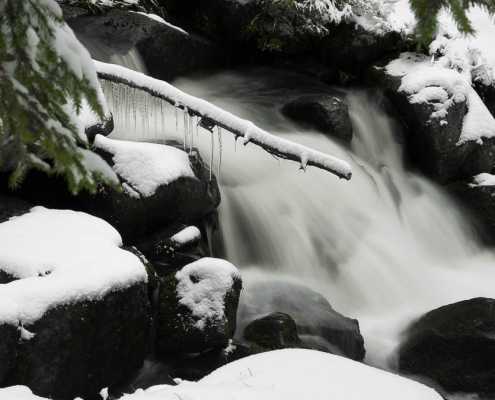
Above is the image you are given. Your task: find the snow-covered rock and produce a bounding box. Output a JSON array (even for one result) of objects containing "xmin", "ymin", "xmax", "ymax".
[
  {"xmin": 399, "ymin": 297, "xmax": 495, "ymax": 397},
  {"xmin": 87, "ymin": 136, "xmax": 221, "ymax": 241},
  {"xmin": 372, "ymin": 52, "xmax": 495, "ymax": 183},
  {"xmin": 156, "ymin": 258, "xmax": 242, "ymax": 355},
  {"xmin": 68, "ymin": 8, "xmax": 226, "ymax": 81},
  {"xmin": 95, "ymin": 135, "xmax": 195, "ymax": 198},
  {"xmin": 0, "ymin": 207, "xmax": 150, "ymax": 399},
  {"xmin": 120, "ymin": 349, "xmax": 443, "ymax": 400}
]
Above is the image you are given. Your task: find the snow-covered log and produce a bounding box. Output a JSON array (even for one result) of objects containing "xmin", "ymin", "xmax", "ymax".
[{"xmin": 94, "ymin": 61, "xmax": 352, "ymax": 180}]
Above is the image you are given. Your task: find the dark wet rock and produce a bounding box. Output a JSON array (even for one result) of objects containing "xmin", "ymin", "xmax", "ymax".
[
  {"xmin": 371, "ymin": 59, "xmax": 495, "ymax": 183},
  {"xmin": 472, "ymin": 64, "xmax": 495, "ymax": 118},
  {"xmin": 0, "ymin": 324, "xmax": 18, "ymax": 384},
  {"xmin": 171, "ymin": 342, "xmax": 252, "ymax": 381},
  {"xmin": 320, "ymin": 24, "xmax": 408, "ymax": 84},
  {"xmin": 0, "ymin": 195, "xmax": 32, "ymax": 224},
  {"xmin": 5, "ymin": 283, "xmax": 151, "ymax": 400},
  {"xmin": 238, "ymin": 280, "xmax": 365, "ymax": 361},
  {"xmin": 282, "ymin": 94, "xmax": 353, "ymax": 142},
  {"xmin": 85, "ymin": 114, "xmax": 114, "ymax": 143},
  {"xmin": 156, "ymin": 259, "xmax": 242, "ymax": 356},
  {"xmin": 447, "ymin": 178, "xmax": 495, "ymax": 243},
  {"xmin": 244, "ymin": 312, "xmax": 301, "ymax": 350},
  {"xmin": 163, "ymin": 1, "xmax": 408, "ymax": 84},
  {"xmin": 399, "ymin": 297, "xmax": 495, "ymax": 397},
  {"xmin": 110, "ymin": 359, "xmax": 175, "ymax": 398},
  {"xmin": 135, "ymin": 223, "xmax": 207, "ymax": 275},
  {"xmin": 68, "ymin": 8, "xmax": 226, "ymax": 81}
]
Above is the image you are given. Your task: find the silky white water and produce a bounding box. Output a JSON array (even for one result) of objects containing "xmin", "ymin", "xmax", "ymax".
[{"xmin": 99, "ymin": 59, "xmax": 495, "ymax": 369}]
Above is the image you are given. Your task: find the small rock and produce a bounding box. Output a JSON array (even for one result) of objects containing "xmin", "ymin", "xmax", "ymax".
[
  {"xmin": 282, "ymin": 94, "xmax": 353, "ymax": 143},
  {"xmin": 238, "ymin": 280, "xmax": 365, "ymax": 361},
  {"xmin": 244, "ymin": 312, "xmax": 301, "ymax": 350}
]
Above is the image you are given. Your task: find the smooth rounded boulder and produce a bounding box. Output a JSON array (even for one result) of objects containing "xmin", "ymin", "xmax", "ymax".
[
  {"xmin": 238, "ymin": 279, "xmax": 365, "ymax": 361},
  {"xmin": 399, "ymin": 297, "xmax": 495, "ymax": 397}
]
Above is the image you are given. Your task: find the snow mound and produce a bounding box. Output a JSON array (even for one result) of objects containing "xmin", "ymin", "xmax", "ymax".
[
  {"xmin": 94, "ymin": 135, "xmax": 195, "ymax": 197},
  {"xmin": 386, "ymin": 52, "xmax": 495, "ymax": 145},
  {"xmin": 0, "ymin": 207, "xmax": 147, "ymax": 324},
  {"xmin": 469, "ymin": 173, "xmax": 495, "ymax": 187},
  {"xmin": 176, "ymin": 258, "xmax": 240, "ymax": 330},
  {"xmin": 121, "ymin": 349, "xmax": 442, "ymax": 400},
  {"xmin": 171, "ymin": 226, "xmax": 201, "ymax": 246},
  {"xmin": 0, "ymin": 386, "xmax": 47, "ymax": 400}
]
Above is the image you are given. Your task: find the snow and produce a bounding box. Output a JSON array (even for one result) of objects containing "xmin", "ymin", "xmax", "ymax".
[
  {"xmin": 94, "ymin": 135, "xmax": 195, "ymax": 197},
  {"xmin": 0, "ymin": 386, "xmax": 47, "ymax": 400},
  {"xmin": 120, "ymin": 349, "xmax": 443, "ymax": 400},
  {"xmin": 385, "ymin": 52, "xmax": 495, "ymax": 145},
  {"xmin": 469, "ymin": 173, "xmax": 495, "ymax": 187},
  {"xmin": 176, "ymin": 258, "xmax": 241, "ymax": 330},
  {"xmin": 95, "ymin": 60, "xmax": 352, "ymax": 180},
  {"xmin": 170, "ymin": 226, "xmax": 201, "ymax": 246},
  {"xmin": 133, "ymin": 12, "xmax": 189, "ymax": 35},
  {"xmin": 0, "ymin": 207, "xmax": 147, "ymax": 325}
]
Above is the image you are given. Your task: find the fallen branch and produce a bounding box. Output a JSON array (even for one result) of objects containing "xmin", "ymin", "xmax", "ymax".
[{"xmin": 95, "ymin": 60, "xmax": 352, "ymax": 180}]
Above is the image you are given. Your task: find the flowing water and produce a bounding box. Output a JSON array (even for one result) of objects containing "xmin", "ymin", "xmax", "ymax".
[{"xmin": 92, "ymin": 46, "xmax": 495, "ymax": 370}]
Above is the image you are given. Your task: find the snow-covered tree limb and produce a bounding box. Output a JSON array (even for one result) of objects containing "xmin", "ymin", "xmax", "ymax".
[{"xmin": 95, "ymin": 61, "xmax": 352, "ymax": 180}]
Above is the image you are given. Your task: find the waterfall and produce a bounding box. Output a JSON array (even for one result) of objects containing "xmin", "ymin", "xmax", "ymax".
[
  {"xmin": 173, "ymin": 69, "xmax": 495, "ymax": 369},
  {"xmin": 81, "ymin": 35, "xmax": 495, "ymax": 369}
]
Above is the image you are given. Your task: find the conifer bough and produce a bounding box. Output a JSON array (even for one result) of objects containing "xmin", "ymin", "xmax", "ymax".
[{"xmin": 0, "ymin": 0, "xmax": 115, "ymax": 194}]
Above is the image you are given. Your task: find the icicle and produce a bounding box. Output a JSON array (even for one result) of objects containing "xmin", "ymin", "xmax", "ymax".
[
  {"xmin": 175, "ymin": 104, "xmax": 179, "ymax": 139},
  {"xmin": 217, "ymin": 126, "xmax": 223, "ymax": 179},
  {"xmin": 209, "ymin": 127, "xmax": 215, "ymax": 181},
  {"xmin": 183, "ymin": 107, "xmax": 188, "ymax": 151},
  {"xmin": 234, "ymin": 135, "xmax": 238, "ymax": 153},
  {"xmin": 189, "ymin": 115, "xmax": 194, "ymax": 154}
]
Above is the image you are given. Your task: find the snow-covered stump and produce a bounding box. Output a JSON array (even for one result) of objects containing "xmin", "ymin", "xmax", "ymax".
[
  {"xmin": 0, "ymin": 208, "xmax": 151, "ymax": 400},
  {"xmin": 371, "ymin": 53, "xmax": 495, "ymax": 184},
  {"xmin": 156, "ymin": 258, "xmax": 242, "ymax": 356}
]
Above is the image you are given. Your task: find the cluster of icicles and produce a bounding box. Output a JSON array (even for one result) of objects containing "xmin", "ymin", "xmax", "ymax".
[{"xmin": 101, "ymin": 79, "xmax": 225, "ymax": 180}]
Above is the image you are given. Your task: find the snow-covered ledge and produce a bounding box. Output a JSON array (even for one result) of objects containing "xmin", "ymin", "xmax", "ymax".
[{"xmin": 94, "ymin": 61, "xmax": 352, "ymax": 180}]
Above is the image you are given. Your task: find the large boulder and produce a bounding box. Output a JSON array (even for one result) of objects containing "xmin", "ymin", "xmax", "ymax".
[
  {"xmin": 238, "ymin": 279, "xmax": 365, "ymax": 361},
  {"xmin": 282, "ymin": 94, "xmax": 353, "ymax": 143},
  {"xmin": 244, "ymin": 312, "xmax": 301, "ymax": 351},
  {"xmin": 1, "ymin": 138, "xmax": 221, "ymax": 244},
  {"xmin": 156, "ymin": 258, "xmax": 242, "ymax": 356},
  {"xmin": 399, "ymin": 297, "xmax": 495, "ymax": 397},
  {"xmin": 0, "ymin": 207, "xmax": 151, "ymax": 400},
  {"xmin": 371, "ymin": 52, "xmax": 495, "ymax": 183},
  {"xmin": 67, "ymin": 8, "xmax": 226, "ymax": 81}
]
